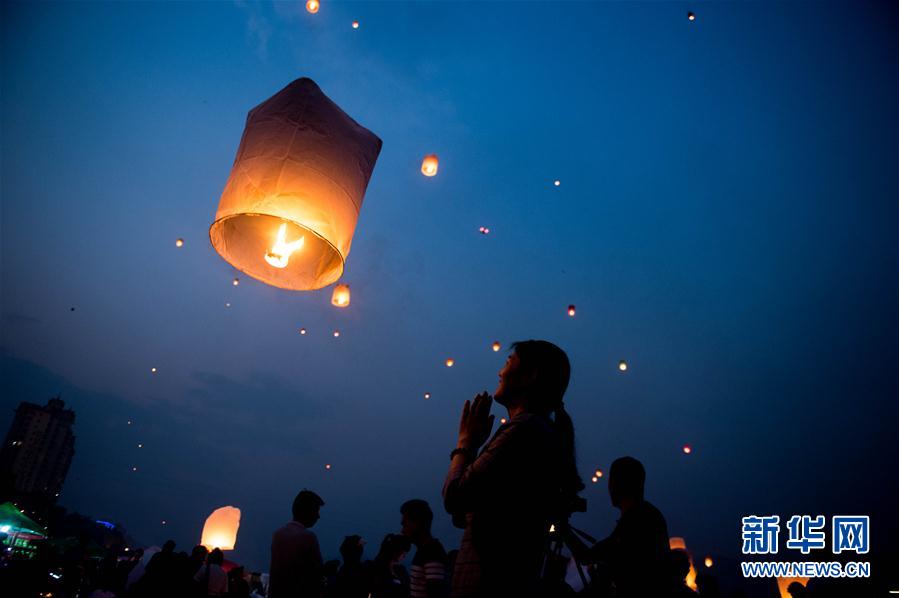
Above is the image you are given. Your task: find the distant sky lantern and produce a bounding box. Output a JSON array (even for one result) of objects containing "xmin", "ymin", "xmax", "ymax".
[
  {"xmin": 618, "ymin": 360, "xmax": 628, "ymax": 372},
  {"xmin": 478, "ymin": 226, "xmax": 490, "ymax": 235},
  {"xmin": 554, "ymin": 180, "xmax": 561, "ymax": 187},
  {"xmin": 333, "ymin": 330, "xmax": 340, "ymax": 338},
  {"xmin": 232, "ymin": 277, "xmax": 240, "ymax": 286},
  {"xmin": 500, "ymin": 417, "xmax": 507, "ymax": 424},
  {"xmin": 421, "ymin": 154, "xmax": 439, "ymax": 177},
  {"xmin": 306, "ymin": 0, "xmax": 319, "ymax": 14},
  {"xmin": 591, "ymin": 476, "xmax": 598, "ymax": 483},
  {"xmin": 683, "ymin": 445, "xmax": 692, "ymax": 454},
  {"xmin": 492, "ymin": 341, "xmax": 501, "ymax": 352},
  {"xmin": 445, "ymin": 358, "xmax": 454, "ymax": 367},
  {"xmin": 175, "ymin": 238, "xmax": 184, "ymax": 247},
  {"xmin": 688, "ymin": 11, "xmax": 696, "ymax": 21},
  {"xmin": 210, "ymin": 78, "xmax": 382, "ymax": 291},
  {"xmin": 138, "ymin": 443, "xmax": 143, "ymax": 449},
  {"xmin": 331, "ymin": 284, "xmax": 351, "ymax": 307},
  {"xmin": 325, "ymin": 464, "xmax": 332, "ymax": 470},
  {"xmin": 704, "ymin": 556, "xmax": 713, "ymax": 568},
  {"xmin": 352, "ymin": 20, "xmax": 359, "ymax": 29},
  {"xmin": 225, "ymin": 302, "xmax": 231, "ymax": 308},
  {"xmin": 131, "ymin": 466, "xmax": 137, "ymax": 472},
  {"xmin": 424, "ymin": 392, "xmax": 431, "ymax": 400},
  {"xmin": 595, "ymin": 469, "xmax": 603, "ymax": 478},
  {"xmin": 299, "ymin": 328, "xmax": 307, "ymax": 335},
  {"xmin": 201, "ymin": 506, "xmax": 241, "ymax": 551},
  {"xmin": 567, "ymin": 305, "xmax": 576, "ymax": 317},
  {"xmin": 151, "ymin": 367, "xmax": 157, "ymax": 374},
  {"xmin": 127, "ymin": 420, "xmax": 132, "ymax": 425}
]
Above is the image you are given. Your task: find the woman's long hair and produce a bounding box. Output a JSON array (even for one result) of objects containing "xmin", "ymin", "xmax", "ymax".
[{"xmin": 510, "ymin": 340, "xmax": 585, "ymax": 508}]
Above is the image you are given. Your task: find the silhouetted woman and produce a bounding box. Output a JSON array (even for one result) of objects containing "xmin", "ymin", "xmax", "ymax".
[{"xmin": 443, "ymin": 340, "xmax": 583, "ymax": 598}]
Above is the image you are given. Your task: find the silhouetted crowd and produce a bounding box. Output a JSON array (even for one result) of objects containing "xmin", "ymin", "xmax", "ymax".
[{"xmin": 0, "ymin": 341, "xmax": 877, "ymax": 597}]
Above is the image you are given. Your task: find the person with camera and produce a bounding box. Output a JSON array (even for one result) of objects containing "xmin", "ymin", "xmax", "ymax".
[{"xmin": 443, "ymin": 340, "xmax": 584, "ymax": 598}]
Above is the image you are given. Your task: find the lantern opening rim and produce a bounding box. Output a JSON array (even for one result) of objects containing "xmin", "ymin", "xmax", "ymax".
[{"xmin": 209, "ymin": 212, "xmax": 346, "ymax": 291}]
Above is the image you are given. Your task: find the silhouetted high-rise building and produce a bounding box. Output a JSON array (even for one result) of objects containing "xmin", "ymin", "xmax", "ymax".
[{"xmin": 0, "ymin": 397, "xmax": 75, "ymax": 506}]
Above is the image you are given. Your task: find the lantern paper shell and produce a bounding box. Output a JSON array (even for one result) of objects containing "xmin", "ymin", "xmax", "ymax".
[
  {"xmin": 210, "ymin": 78, "xmax": 382, "ymax": 291},
  {"xmin": 421, "ymin": 154, "xmax": 439, "ymax": 177},
  {"xmin": 331, "ymin": 284, "xmax": 351, "ymax": 307},
  {"xmin": 201, "ymin": 506, "xmax": 241, "ymax": 551}
]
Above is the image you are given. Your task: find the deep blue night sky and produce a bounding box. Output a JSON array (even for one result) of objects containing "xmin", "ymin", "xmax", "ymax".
[{"xmin": 2, "ymin": 0, "xmax": 897, "ymax": 578}]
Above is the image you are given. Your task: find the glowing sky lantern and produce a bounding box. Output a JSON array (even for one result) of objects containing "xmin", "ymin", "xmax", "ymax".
[
  {"xmin": 668, "ymin": 537, "xmax": 697, "ymax": 590},
  {"xmin": 175, "ymin": 238, "xmax": 184, "ymax": 247},
  {"xmin": 594, "ymin": 469, "xmax": 603, "ymax": 478},
  {"xmin": 776, "ymin": 577, "xmax": 809, "ymax": 598},
  {"xmin": 478, "ymin": 226, "xmax": 490, "ymax": 235},
  {"xmin": 683, "ymin": 445, "xmax": 692, "ymax": 454},
  {"xmin": 325, "ymin": 464, "xmax": 332, "ymax": 470},
  {"xmin": 151, "ymin": 367, "xmax": 157, "ymax": 374},
  {"xmin": 210, "ymin": 78, "xmax": 382, "ymax": 291},
  {"xmin": 704, "ymin": 556, "xmax": 713, "ymax": 568},
  {"xmin": 618, "ymin": 360, "xmax": 628, "ymax": 372},
  {"xmin": 500, "ymin": 417, "xmax": 507, "ymax": 424},
  {"xmin": 333, "ymin": 330, "xmax": 340, "ymax": 338},
  {"xmin": 424, "ymin": 392, "xmax": 431, "ymax": 400},
  {"xmin": 554, "ymin": 180, "xmax": 561, "ymax": 187},
  {"xmin": 331, "ymin": 284, "xmax": 351, "ymax": 307},
  {"xmin": 567, "ymin": 305, "xmax": 576, "ymax": 317},
  {"xmin": 201, "ymin": 506, "xmax": 241, "ymax": 551},
  {"xmin": 299, "ymin": 328, "xmax": 307, "ymax": 335},
  {"xmin": 445, "ymin": 358, "xmax": 454, "ymax": 367},
  {"xmin": 492, "ymin": 342, "xmax": 501, "ymax": 352},
  {"xmin": 421, "ymin": 154, "xmax": 439, "ymax": 177},
  {"xmin": 306, "ymin": 0, "xmax": 319, "ymax": 14},
  {"xmin": 232, "ymin": 277, "xmax": 240, "ymax": 286},
  {"xmin": 352, "ymin": 21, "xmax": 359, "ymax": 29},
  {"xmin": 688, "ymin": 11, "xmax": 696, "ymax": 21},
  {"xmin": 591, "ymin": 476, "xmax": 598, "ymax": 483}
]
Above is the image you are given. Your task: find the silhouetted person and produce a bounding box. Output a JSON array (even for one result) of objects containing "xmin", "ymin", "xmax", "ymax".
[
  {"xmin": 443, "ymin": 340, "xmax": 584, "ymax": 598},
  {"xmin": 695, "ymin": 571, "xmax": 721, "ymax": 598},
  {"xmin": 588, "ymin": 456, "xmax": 670, "ymax": 598},
  {"xmin": 195, "ymin": 548, "xmax": 228, "ymax": 597},
  {"xmin": 786, "ymin": 581, "xmax": 808, "ymax": 598},
  {"xmin": 143, "ymin": 539, "xmax": 178, "ymax": 595},
  {"xmin": 227, "ymin": 566, "xmax": 250, "ymax": 598},
  {"xmin": 368, "ymin": 533, "xmax": 411, "ymax": 598},
  {"xmin": 401, "ymin": 499, "xmax": 449, "ymax": 598},
  {"xmin": 333, "ymin": 535, "xmax": 370, "ymax": 598},
  {"xmin": 269, "ymin": 489, "xmax": 325, "ymax": 598},
  {"xmin": 669, "ymin": 549, "xmax": 698, "ymax": 597}
]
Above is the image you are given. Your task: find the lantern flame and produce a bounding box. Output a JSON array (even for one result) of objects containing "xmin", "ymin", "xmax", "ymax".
[{"xmin": 265, "ymin": 223, "xmax": 305, "ymax": 268}]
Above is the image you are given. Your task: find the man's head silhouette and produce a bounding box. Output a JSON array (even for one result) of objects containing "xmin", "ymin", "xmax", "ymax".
[
  {"xmin": 292, "ymin": 489, "xmax": 324, "ymax": 528},
  {"xmin": 400, "ymin": 499, "xmax": 433, "ymax": 545},
  {"xmin": 608, "ymin": 456, "xmax": 645, "ymax": 509}
]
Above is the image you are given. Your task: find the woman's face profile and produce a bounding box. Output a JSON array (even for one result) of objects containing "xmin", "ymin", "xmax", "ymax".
[{"xmin": 494, "ymin": 352, "xmax": 522, "ymax": 404}]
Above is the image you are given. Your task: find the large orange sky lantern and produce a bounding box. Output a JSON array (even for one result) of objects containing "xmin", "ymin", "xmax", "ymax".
[
  {"xmin": 210, "ymin": 78, "xmax": 382, "ymax": 291},
  {"xmin": 201, "ymin": 506, "xmax": 241, "ymax": 551}
]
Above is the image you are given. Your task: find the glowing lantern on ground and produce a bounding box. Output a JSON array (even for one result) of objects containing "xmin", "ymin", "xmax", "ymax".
[
  {"xmin": 618, "ymin": 360, "xmax": 628, "ymax": 372},
  {"xmin": 175, "ymin": 238, "xmax": 184, "ymax": 247},
  {"xmin": 567, "ymin": 305, "xmax": 576, "ymax": 317},
  {"xmin": 683, "ymin": 445, "xmax": 692, "ymax": 454},
  {"xmin": 668, "ymin": 538, "xmax": 697, "ymax": 590},
  {"xmin": 776, "ymin": 577, "xmax": 809, "ymax": 598},
  {"xmin": 331, "ymin": 284, "xmax": 351, "ymax": 307},
  {"xmin": 492, "ymin": 342, "xmax": 501, "ymax": 352},
  {"xmin": 704, "ymin": 556, "xmax": 713, "ymax": 568},
  {"xmin": 201, "ymin": 506, "xmax": 241, "ymax": 551},
  {"xmin": 209, "ymin": 78, "xmax": 382, "ymax": 291},
  {"xmin": 688, "ymin": 11, "xmax": 696, "ymax": 21},
  {"xmin": 445, "ymin": 358, "xmax": 454, "ymax": 367},
  {"xmin": 306, "ymin": 0, "xmax": 319, "ymax": 14},
  {"xmin": 421, "ymin": 154, "xmax": 439, "ymax": 177}
]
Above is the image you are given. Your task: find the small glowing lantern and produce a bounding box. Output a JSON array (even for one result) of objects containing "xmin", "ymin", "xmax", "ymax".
[
  {"xmin": 352, "ymin": 21, "xmax": 359, "ymax": 29},
  {"xmin": 683, "ymin": 445, "xmax": 692, "ymax": 454},
  {"xmin": 138, "ymin": 443, "xmax": 143, "ymax": 449},
  {"xmin": 175, "ymin": 238, "xmax": 184, "ymax": 247},
  {"xmin": 591, "ymin": 476, "xmax": 598, "ymax": 483},
  {"xmin": 704, "ymin": 556, "xmax": 713, "ymax": 568},
  {"xmin": 618, "ymin": 360, "xmax": 628, "ymax": 372},
  {"xmin": 333, "ymin": 330, "xmax": 340, "ymax": 338},
  {"xmin": 500, "ymin": 417, "xmax": 507, "ymax": 424},
  {"xmin": 688, "ymin": 11, "xmax": 696, "ymax": 21},
  {"xmin": 201, "ymin": 506, "xmax": 241, "ymax": 551},
  {"xmin": 567, "ymin": 305, "xmax": 576, "ymax": 317},
  {"xmin": 127, "ymin": 420, "xmax": 132, "ymax": 425},
  {"xmin": 492, "ymin": 341, "xmax": 501, "ymax": 352},
  {"xmin": 232, "ymin": 278, "xmax": 240, "ymax": 286},
  {"xmin": 131, "ymin": 466, "xmax": 138, "ymax": 472},
  {"xmin": 151, "ymin": 367, "xmax": 157, "ymax": 374},
  {"xmin": 595, "ymin": 469, "xmax": 603, "ymax": 478},
  {"xmin": 331, "ymin": 284, "xmax": 351, "ymax": 307},
  {"xmin": 225, "ymin": 302, "xmax": 232, "ymax": 308},
  {"xmin": 306, "ymin": 0, "xmax": 319, "ymax": 14},
  {"xmin": 299, "ymin": 328, "xmax": 307, "ymax": 335},
  {"xmin": 424, "ymin": 392, "xmax": 431, "ymax": 400},
  {"xmin": 554, "ymin": 180, "xmax": 561, "ymax": 187},
  {"xmin": 445, "ymin": 358, "xmax": 454, "ymax": 367},
  {"xmin": 210, "ymin": 78, "xmax": 382, "ymax": 291},
  {"xmin": 478, "ymin": 226, "xmax": 490, "ymax": 235},
  {"xmin": 421, "ymin": 154, "xmax": 439, "ymax": 177},
  {"xmin": 325, "ymin": 463, "xmax": 332, "ymax": 470},
  {"xmin": 161, "ymin": 520, "xmax": 167, "ymax": 525}
]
